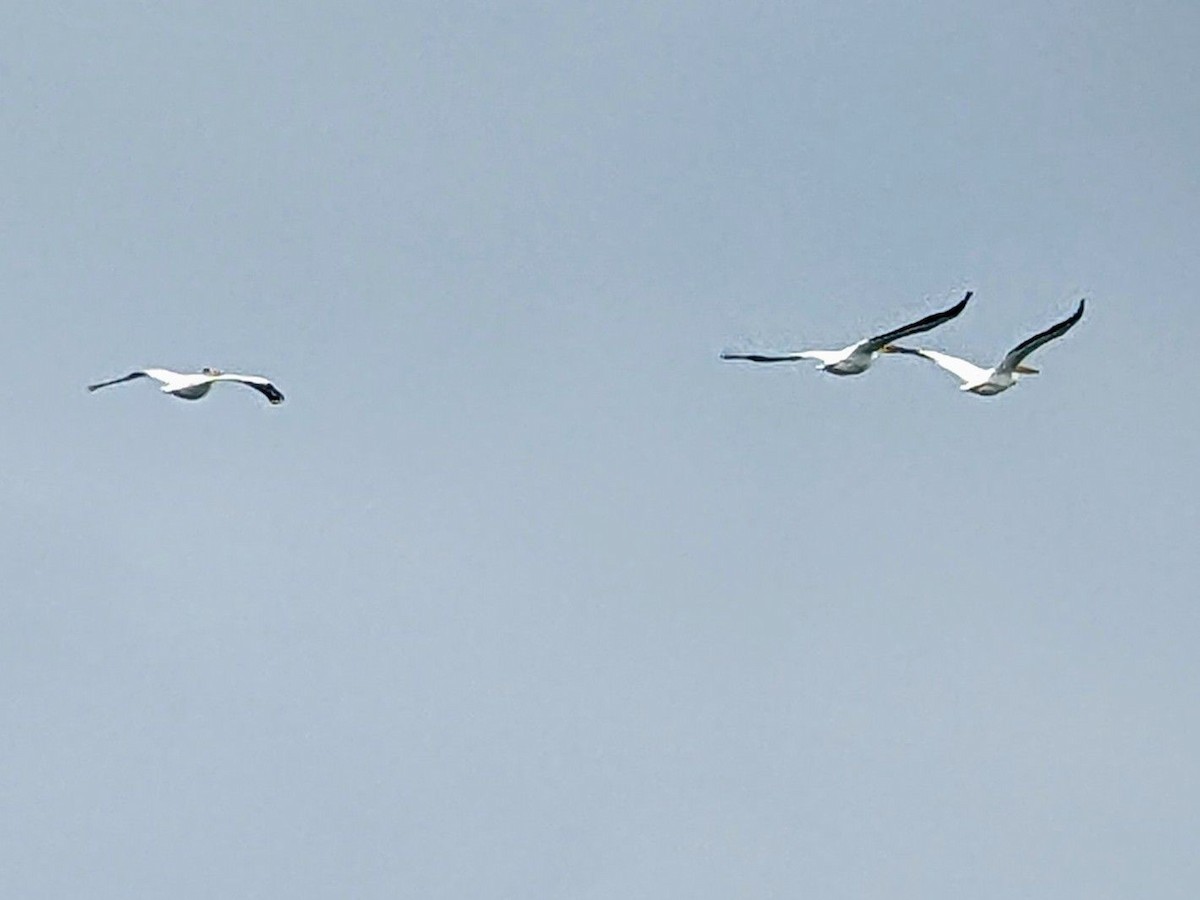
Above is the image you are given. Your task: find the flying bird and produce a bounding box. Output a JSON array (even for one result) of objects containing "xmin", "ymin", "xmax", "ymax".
[
  {"xmin": 884, "ymin": 299, "xmax": 1085, "ymax": 396},
  {"xmin": 87, "ymin": 367, "xmax": 285, "ymax": 405},
  {"xmin": 721, "ymin": 291, "xmax": 972, "ymax": 376}
]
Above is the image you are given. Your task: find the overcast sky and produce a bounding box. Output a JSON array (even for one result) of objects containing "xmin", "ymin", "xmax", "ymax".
[{"xmin": 3, "ymin": 2, "xmax": 1199, "ymax": 897}]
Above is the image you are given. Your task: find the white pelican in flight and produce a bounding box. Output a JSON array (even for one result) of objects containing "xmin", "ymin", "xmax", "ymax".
[
  {"xmin": 884, "ymin": 299, "xmax": 1085, "ymax": 395},
  {"xmin": 87, "ymin": 367, "xmax": 285, "ymax": 405},
  {"xmin": 721, "ymin": 291, "xmax": 972, "ymax": 376}
]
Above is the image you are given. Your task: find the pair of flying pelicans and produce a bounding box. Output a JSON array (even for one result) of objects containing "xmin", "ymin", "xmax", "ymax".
[
  {"xmin": 87, "ymin": 292, "xmax": 1082, "ymax": 406},
  {"xmin": 722, "ymin": 292, "xmax": 1085, "ymax": 395}
]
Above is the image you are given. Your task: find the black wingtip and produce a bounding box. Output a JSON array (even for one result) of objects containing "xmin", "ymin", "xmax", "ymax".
[{"xmin": 1062, "ymin": 298, "xmax": 1086, "ymax": 326}]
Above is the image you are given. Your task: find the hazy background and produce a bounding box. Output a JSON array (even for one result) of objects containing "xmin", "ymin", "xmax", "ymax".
[{"xmin": 3, "ymin": 2, "xmax": 1198, "ymax": 897}]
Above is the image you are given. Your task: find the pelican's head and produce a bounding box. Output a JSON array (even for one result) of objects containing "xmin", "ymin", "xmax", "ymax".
[
  {"xmin": 201, "ymin": 367, "xmax": 223, "ymax": 376},
  {"xmin": 1015, "ymin": 365, "xmax": 1039, "ymax": 375}
]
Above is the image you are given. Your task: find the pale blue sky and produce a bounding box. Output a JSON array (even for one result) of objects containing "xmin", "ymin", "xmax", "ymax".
[{"xmin": 3, "ymin": 2, "xmax": 1199, "ymax": 897}]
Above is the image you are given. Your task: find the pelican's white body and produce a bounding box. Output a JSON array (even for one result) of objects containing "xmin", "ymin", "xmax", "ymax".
[
  {"xmin": 800, "ymin": 343, "xmax": 880, "ymax": 376},
  {"xmin": 143, "ymin": 368, "xmax": 218, "ymax": 400}
]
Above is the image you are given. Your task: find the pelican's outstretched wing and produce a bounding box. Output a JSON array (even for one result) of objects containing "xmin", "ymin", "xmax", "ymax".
[
  {"xmin": 720, "ymin": 351, "xmax": 826, "ymax": 364},
  {"xmin": 997, "ymin": 299, "xmax": 1085, "ymax": 374},
  {"xmin": 88, "ymin": 368, "xmax": 179, "ymax": 392},
  {"xmin": 213, "ymin": 374, "xmax": 285, "ymax": 405},
  {"xmin": 885, "ymin": 347, "xmax": 991, "ymax": 385},
  {"xmin": 87, "ymin": 371, "xmax": 151, "ymax": 392},
  {"xmin": 861, "ymin": 291, "xmax": 973, "ymax": 352}
]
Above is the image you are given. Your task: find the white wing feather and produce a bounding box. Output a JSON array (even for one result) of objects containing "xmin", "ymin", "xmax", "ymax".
[
  {"xmin": 211, "ymin": 373, "xmax": 285, "ymax": 404},
  {"xmin": 909, "ymin": 350, "xmax": 991, "ymax": 385}
]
